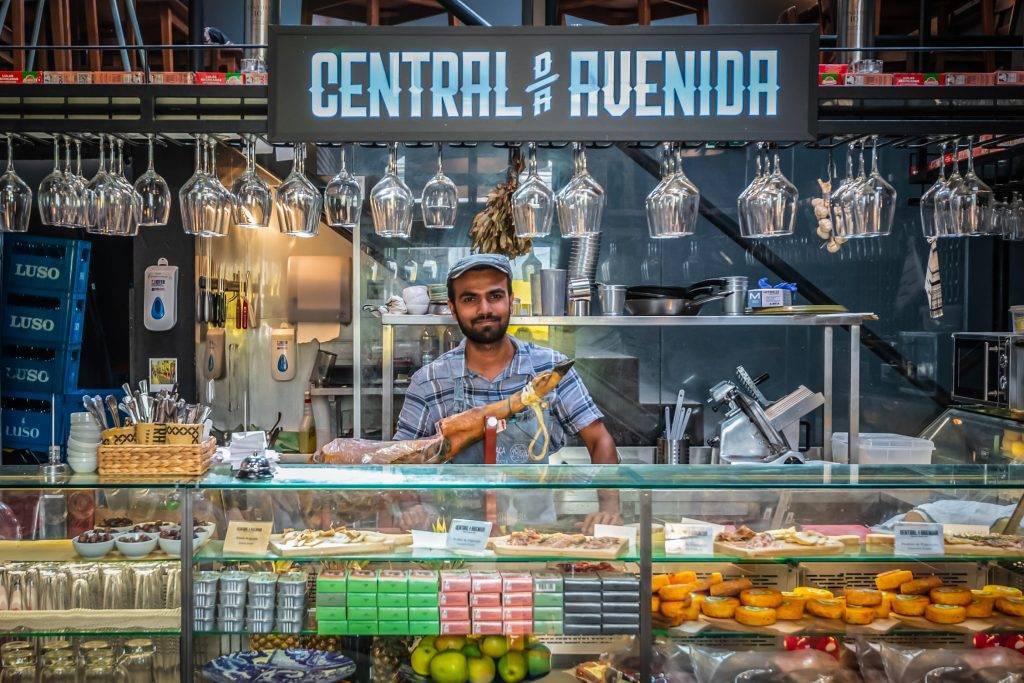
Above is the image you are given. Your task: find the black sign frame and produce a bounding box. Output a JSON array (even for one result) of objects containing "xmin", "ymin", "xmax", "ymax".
[{"xmin": 269, "ymin": 24, "xmax": 817, "ymax": 143}]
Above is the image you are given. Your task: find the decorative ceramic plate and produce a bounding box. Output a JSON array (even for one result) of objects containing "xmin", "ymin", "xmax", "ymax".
[{"xmin": 202, "ymin": 649, "xmax": 356, "ymax": 682}]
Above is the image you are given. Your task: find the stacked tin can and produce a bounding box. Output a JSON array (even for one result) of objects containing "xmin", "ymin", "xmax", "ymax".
[
  {"xmin": 217, "ymin": 570, "xmax": 249, "ymax": 632},
  {"xmin": 275, "ymin": 571, "xmax": 307, "ymax": 633},
  {"xmin": 247, "ymin": 572, "xmax": 277, "ymax": 633},
  {"xmin": 193, "ymin": 571, "xmax": 218, "ymax": 632}
]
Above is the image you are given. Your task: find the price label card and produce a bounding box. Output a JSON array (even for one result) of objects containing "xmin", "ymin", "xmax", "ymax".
[
  {"xmin": 222, "ymin": 521, "xmax": 273, "ymax": 555},
  {"xmin": 894, "ymin": 522, "xmax": 945, "ymax": 556},
  {"xmin": 446, "ymin": 519, "xmax": 493, "ymax": 552},
  {"xmin": 664, "ymin": 523, "xmax": 715, "ymax": 556}
]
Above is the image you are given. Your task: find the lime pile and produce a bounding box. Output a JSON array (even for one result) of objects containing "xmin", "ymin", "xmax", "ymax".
[{"xmin": 409, "ymin": 635, "xmax": 551, "ymax": 683}]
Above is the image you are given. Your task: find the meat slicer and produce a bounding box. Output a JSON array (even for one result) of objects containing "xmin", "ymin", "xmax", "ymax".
[{"xmin": 707, "ymin": 366, "xmax": 825, "ymax": 465}]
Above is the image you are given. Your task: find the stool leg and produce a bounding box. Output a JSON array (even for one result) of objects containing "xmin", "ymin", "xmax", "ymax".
[
  {"xmin": 122, "ymin": 0, "xmax": 147, "ymax": 73},
  {"xmin": 26, "ymin": 0, "xmax": 45, "ymax": 71},
  {"xmin": 84, "ymin": 0, "xmax": 100, "ymax": 70},
  {"xmin": 107, "ymin": 0, "xmax": 131, "ymax": 71}
]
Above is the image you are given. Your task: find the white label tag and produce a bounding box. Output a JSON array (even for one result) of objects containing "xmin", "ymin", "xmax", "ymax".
[
  {"xmin": 446, "ymin": 518, "xmax": 492, "ymax": 552},
  {"xmin": 664, "ymin": 523, "xmax": 715, "ymax": 556},
  {"xmin": 894, "ymin": 522, "xmax": 945, "ymax": 556}
]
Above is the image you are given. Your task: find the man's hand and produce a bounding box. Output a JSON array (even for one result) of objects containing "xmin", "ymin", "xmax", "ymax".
[{"xmin": 577, "ymin": 509, "xmax": 625, "ymax": 535}]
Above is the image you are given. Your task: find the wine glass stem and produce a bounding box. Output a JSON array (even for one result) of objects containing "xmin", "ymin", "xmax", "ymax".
[
  {"xmin": 147, "ymin": 135, "xmax": 154, "ymax": 171},
  {"xmin": 5, "ymin": 134, "xmax": 12, "ymax": 172}
]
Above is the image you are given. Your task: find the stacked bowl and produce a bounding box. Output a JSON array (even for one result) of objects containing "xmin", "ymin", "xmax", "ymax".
[{"xmin": 67, "ymin": 412, "xmax": 101, "ymax": 473}]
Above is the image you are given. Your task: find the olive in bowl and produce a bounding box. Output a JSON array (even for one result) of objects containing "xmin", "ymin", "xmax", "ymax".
[
  {"xmin": 72, "ymin": 529, "xmax": 116, "ymax": 558},
  {"xmin": 158, "ymin": 527, "xmax": 201, "ymax": 558},
  {"xmin": 115, "ymin": 532, "xmax": 157, "ymax": 558},
  {"xmin": 102, "ymin": 517, "xmax": 134, "ymax": 533},
  {"xmin": 131, "ymin": 522, "xmax": 164, "ymax": 534}
]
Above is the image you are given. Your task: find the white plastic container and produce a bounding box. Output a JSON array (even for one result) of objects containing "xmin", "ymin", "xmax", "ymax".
[{"xmin": 832, "ymin": 433, "xmax": 935, "ymax": 465}]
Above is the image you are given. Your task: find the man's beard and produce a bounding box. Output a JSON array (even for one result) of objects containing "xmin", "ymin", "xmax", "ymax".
[{"xmin": 455, "ymin": 311, "xmax": 509, "ymax": 345}]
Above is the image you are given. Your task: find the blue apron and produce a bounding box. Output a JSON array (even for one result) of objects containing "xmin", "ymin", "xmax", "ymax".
[{"xmin": 450, "ymin": 375, "xmax": 560, "ymax": 526}]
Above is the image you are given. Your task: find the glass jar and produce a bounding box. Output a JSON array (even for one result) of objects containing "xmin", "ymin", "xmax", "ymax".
[
  {"xmin": 39, "ymin": 650, "xmax": 77, "ymax": 683},
  {"xmin": 0, "ymin": 640, "xmax": 33, "ymax": 665},
  {"xmin": 115, "ymin": 638, "xmax": 155, "ymax": 682},
  {"xmin": 0, "ymin": 653, "xmax": 36, "ymax": 682},
  {"xmin": 82, "ymin": 653, "xmax": 116, "ymax": 682}
]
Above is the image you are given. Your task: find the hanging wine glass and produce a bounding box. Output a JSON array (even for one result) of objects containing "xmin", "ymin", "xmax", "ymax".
[
  {"xmin": 936, "ymin": 139, "xmax": 967, "ymax": 237},
  {"xmin": 275, "ymin": 142, "xmax": 322, "ymax": 238},
  {"xmin": 920, "ymin": 142, "xmax": 947, "ymax": 239},
  {"xmin": 197, "ymin": 137, "xmax": 234, "ymax": 237},
  {"xmin": 958, "ymin": 136, "xmax": 995, "ymax": 236},
  {"xmin": 57, "ymin": 137, "xmax": 84, "ymax": 228},
  {"xmin": 421, "ymin": 143, "xmax": 458, "ymax": 229},
  {"xmin": 324, "ymin": 143, "xmax": 362, "ymax": 228},
  {"xmin": 132, "ymin": 134, "xmax": 171, "ymax": 227},
  {"xmin": 1008, "ymin": 193, "xmax": 1024, "ymax": 241},
  {"xmin": 0, "ymin": 134, "xmax": 32, "ymax": 233},
  {"xmin": 68, "ymin": 139, "xmax": 91, "ymax": 228},
  {"xmin": 370, "ymin": 142, "xmax": 414, "ymax": 239},
  {"xmin": 179, "ymin": 135, "xmax": 205, "ymax": 236},
  {"xmin": 737, "ymin": 143, "xmax": 767, "ymax": 238},
  {"xmin": 556, "ymin": 142, "xmax": 604, "ymax": 238},
  {"xmin": 858, "ymin": 135, "xmax": 896, "ymax": 237},
  {"xmin": 38, "ymin": 136, "xmax": 69, "ymax": 226},
  {"xmin": 667, "ymin": 142, "xmax": 700, "ymax": 236},
  {"xmin": 111, "ymin": 138, "xmax": 139, "ymax": 236},
  {"xmin": 748, "ymin": 147, "xmax": 797, "ymax": 238},
  {"xmin": 512, "ymin": 142, "xmax": 554, "ymax": 238},
  {"xmin": 830, "ymin": 142, "xmax": 858, "ymax": 239},
  {"xmin": 84, "ymin": 134, "xmax": 109, "ymax": 230},
  {"xmin": 232, "ymin": 134, "xmax": 272, "ymax": 228}
]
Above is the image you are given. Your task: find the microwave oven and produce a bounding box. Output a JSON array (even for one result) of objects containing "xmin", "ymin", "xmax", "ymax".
[{"xmin": 951, "ymin": 333, "xmax": 1023, "ymax": 413}]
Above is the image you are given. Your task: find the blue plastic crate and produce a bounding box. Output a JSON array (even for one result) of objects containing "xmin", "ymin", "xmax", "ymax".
[
  {"xmin": 1, "ymin": 388, "xmax": 121, "ymax": 453},
  {"xmin": 2, "ymin": 287, "xmax": 87, "ymax": 345},
  {"xmin": 2, "ymin": 234, "xmax": 91, "ymax": 294},
  {"xmin": 1, "ymin": 342, "xmax": 81, "ymax": 394}
]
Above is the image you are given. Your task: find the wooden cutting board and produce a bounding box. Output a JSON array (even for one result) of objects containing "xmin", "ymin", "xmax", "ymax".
[
  {"xmin": 269, "ymin": 532, "xmax": 412, "ymax": 557},
  {"xmin": 866, "ymin": 533, "xmax": 1024, "ymax": 556},
  {"xmin": 488, "ymin": 535, "xmax": 628, "ymax": 559},
  {"xmin": 713, "ymin": 539, "xmax": 846, "ymax": 558},
  {"xmin": 890, "ymin": 613, "xmax": 993, "ymax": 633},
  {"xmin": 698, "ymin": 615, "xmax": 805, "ymax": 635}
]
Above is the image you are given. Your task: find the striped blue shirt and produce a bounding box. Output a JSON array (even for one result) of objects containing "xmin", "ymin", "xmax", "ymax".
[{"xmin": 393, "ymin": 337, "xmax": 603, "ymax": 445}]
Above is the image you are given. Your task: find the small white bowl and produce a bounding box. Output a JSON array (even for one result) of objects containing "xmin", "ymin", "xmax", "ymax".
[
  {"xmin": 68, "ymin": 430, "xmax": 101, "ymax": 443},
  {"xmin": 67, "ymin": 458, "xmax": 97, "ymax": 474},
  {"xmin": 72, "ymin": 534, "xmax": 115, "ymax": 558},
  {"xmin": 66, "ymin": 437, "xmax": 99, "ymax": 452},
  {"xmin": 158, "ymin": 531, "xmax": 200, "ymax": 558},
  {"xmin": 115, "ymin": 533, "xmax": 157, "ymax": 558}
]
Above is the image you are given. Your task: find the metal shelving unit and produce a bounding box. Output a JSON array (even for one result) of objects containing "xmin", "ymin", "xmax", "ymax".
[{"xmin": 378, "ymin": 313, "xmax": 877, "ymax": 463}]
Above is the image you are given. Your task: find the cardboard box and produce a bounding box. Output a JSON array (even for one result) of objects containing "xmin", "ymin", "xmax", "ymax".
[
  {"xmin": 891, "ymin": 72, "xmax": 944, "ymax": 86},
  {"xmin": 408, "ymin": 570, "xmax": 439, "ymax": 593},
  {"xmin": 347, "ymin": 570, "xmax": 377, "ymax": 593},
  {"xmin": 440, "ymin": 620, "xmax": 471, "ymax": 635},
  {"xmin": 377, "ymin": 569, "xmax": 408, "ymax": 593},
  {"xmin": 565, "ymin": 624, "xmax": 601, "ymax": 635},
  {"xmin": 564, "ymin": 591, "xmax": 602, "ymax": 603},
  {"xmin": 532, "ymin": 606, "xmax": 563, "ymax": 621},
  {"xmin": 378, "ymin": 607, "xmax": 409, "ymax": 622},
  {"xmin": 243, "ymin": 71, "xmax": 268, "ymax": 85},
  {"xmin": 531, "ymin": 571, "xmax": 563, "ymax": 593},
  {"xmin": 348, "ymin": 593, "xmax": 377, "ymax": 608},
  {"xmin": 502, "ymin": 592, "xmax": 533, "ymax": 607},
  {"xmin": 440, "ymin": 570, "xmax": 471, "ymax": 593},
  {"xmin": 348, "ymin": 606, "xmax": 378, "ymax": 621},
  {"xmin": 532, "ymin": 620, "xmax": 563, "ymax": 635},
  {"xmin": 409, "ymin": 593, "xmax": 440, "ymax": 608},
  {"xmin": 93, "ymin": 71, "xmax": 144, "ymax": 84},
  {"xmin": 996, "ymin": 70, "xmax": 1024, "ymax": 84},
  {"xmin": 409, "ymin": 620, "xmax": 441, "ymax": 635},
  {"xmin": 439, "ymin": 592, "xmax": 469, "ymax": 607},
  {"xmin": 532, "ymin": 592, "xmax": 563, "ymax": 607},
  {"xmin": 195, "ymin": 71, "xmax": 244, "ymax": 85},
  {"xmin": 503, "ymin": 620, "xmax": 532, "ymax": 635},
  {"xmin": 471, "ymin": 607, "xmax": 502, "ymax": 622},
  {"xmin": 0, "ymin": 71, "xmax": 39, "ymax": 84},
  {"xmin": 470, "ymin": 572, "xmax": 502, "ymax": 593},
  {"xmin": 472, "ymin": 620, "xmax": 504, "ymax": 635},
  {"xmin": 945, "ymin": 72, "xmax": 996, "ymax": 86},
  {"xmin": 818, "ymin": 63, "xmax": 848, "ymax": 86},
  {"xmin": 377, "ymin": 593, "xmax": 409, "ymax": 608},
  {"xmin": 317, "ymin": 592, "xmax": 346, "ymax": 607},
  {"xmin": 844, "ymin": 73, "xmax": 893, "ymax": 86},
  {"xmin": 602, "ymin": 591, "xmax": 642, "ymax": 603},
  {"xmin": 470, "ymin": 593, "xmax": 501, "ymax": 607},
  {"xmin": 409, "ymin": 607, "xmax": 439, "ymax": 621},
  {"xmin": 316, "ymin": 606, "xmax": 347, "ymax": 622},
  {"xmin": 347, "ymin": 620, "xmax": 378, "ymax": 635},
  {"xmin": 439, "ymin": 607, "xmax": 470, "ymax": 621},
  {"xmin": 502, "ymin": 606, "xmax": 532, "ymax": 621},
  {"xmin": 500, "ymin": 572, "xmax": 533, "ymax": 593},
  {"xmin": 148, "ymin": 71, "xmax": 194, "ymax": 85},
  {"xmin": 42, "ymin": 71, "xmax": 92, "ymax": 84},
  {"xmin": 379, "ymin": 620, "xmax": 410, "ymax": 635},
  {"xmin": 317, "ymin": 620, "xmax": 348, "ymax": 635},
  {"xmin": 317, "ymin": 572, "xmax": 347, "ymax": 593}
]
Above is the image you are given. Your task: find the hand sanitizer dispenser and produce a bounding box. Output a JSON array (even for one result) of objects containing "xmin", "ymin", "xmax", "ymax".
[
  {"xmin": 144, "ymin": 258, "xmax": 178, "ymax": 331},
  {"xmin": 271, "ymin": 324, "xmax": 296, "ymax": 381},
  {"xmin": 205, "ymin": 328, "xmax": 225, "ymax": 380}
]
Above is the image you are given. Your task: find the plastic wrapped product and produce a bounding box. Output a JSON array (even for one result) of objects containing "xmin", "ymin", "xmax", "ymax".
[{"xmin": 878, "ymin": 642, "xmax": 1024, "ymax": 683}]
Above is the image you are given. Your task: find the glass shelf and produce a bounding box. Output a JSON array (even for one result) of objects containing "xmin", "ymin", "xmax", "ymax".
[
  {"xmin": 381, "ymin": 313, "xmax": 878, "ymax": 327},
  {"xmin": 195, "ymin": 540, "xmax": 641, "ymax": 564},
  {"xmin": 196, "ymin": 629, "xmax": 315, "ymax": 637},
  {"xmin": 6, "ymin": 463, "xmax": 1023, "ymax": 491},
  {"xmin": 652, "ymin": 549, "xmax": 1024, "ymax": 564},
  {"xmin": 197, "ymin": 463, "xmax": 1024, "ymax": 491},
  {"xmin": 0, "ymin": 629, "xmax": 180, "ymax": 637}
]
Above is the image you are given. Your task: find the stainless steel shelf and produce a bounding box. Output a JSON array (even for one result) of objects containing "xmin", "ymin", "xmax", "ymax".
[
  {"xmin": 310, "ymin": 386, "xmax": 406, "ymax": 396},
  {"xmin": 382, "ymin": 313, "xmax": 877, "ymax": 327}
]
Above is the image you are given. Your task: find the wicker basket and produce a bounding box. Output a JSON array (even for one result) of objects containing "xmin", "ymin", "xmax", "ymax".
[{"xmin": 98, "ymin": 437, "xmax": 216, "ymax": 476}]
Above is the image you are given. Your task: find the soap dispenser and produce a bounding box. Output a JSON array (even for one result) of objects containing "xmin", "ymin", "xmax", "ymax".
[{"xmin": 271, "ymin": 324, "xmax": 296, "ymax": 381}]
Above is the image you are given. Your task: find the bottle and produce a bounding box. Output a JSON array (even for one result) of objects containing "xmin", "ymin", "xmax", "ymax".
[
  {"xmin": 521, "ymin": 251, "xmax": 542, "ymax": 281},
  {"xmin": 298, "ymin": 391, "xmax": 316, "ymax": 454},
  {"xmin": 419, "ymin": 329, "xmax": 435, "ymax": 366},
  {"xmin": 441, "ymin": 327, "xmax": 457, "ymax": 354}
]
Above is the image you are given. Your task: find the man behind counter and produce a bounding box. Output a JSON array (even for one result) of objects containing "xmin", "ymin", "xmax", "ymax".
[{"xmin": 393, "ymin": 253, "xmax": 621, "ymax": 533}]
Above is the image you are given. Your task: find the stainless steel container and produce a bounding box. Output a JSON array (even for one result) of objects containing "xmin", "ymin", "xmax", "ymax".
[
  {"xmin": 721, "ymin": 276, "xmax": 748, "ymax": 316},
  {"xmin": 540, "ymin": 269, "xmax": 567, "ymax": 316},
  {"xmin": 570, "ymin": 299, "xmax": 590, "ymax": 316},
  {"xmin": 529, "ymin": 273, "xmax": 542, "ymax": 316},
  {"xmin": 596, "ymin": 284, "xmax": 627, "ymax": 316},
  {"xmin": 655, "ymin": 437, "xmax": 686, "ymax": 465},
  {"xmin": 688, "ymin": 446, "xmax": 713, "ymax": 465}
]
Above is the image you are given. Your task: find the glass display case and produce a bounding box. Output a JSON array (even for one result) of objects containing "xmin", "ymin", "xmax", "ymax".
[
  {"xmin": 921, "ymin": 407, "xmax": 1024, "ymax": 466},
  {"xmin": 3, "ymin": 463, "xmax": 1024, "ymax": 681}
]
